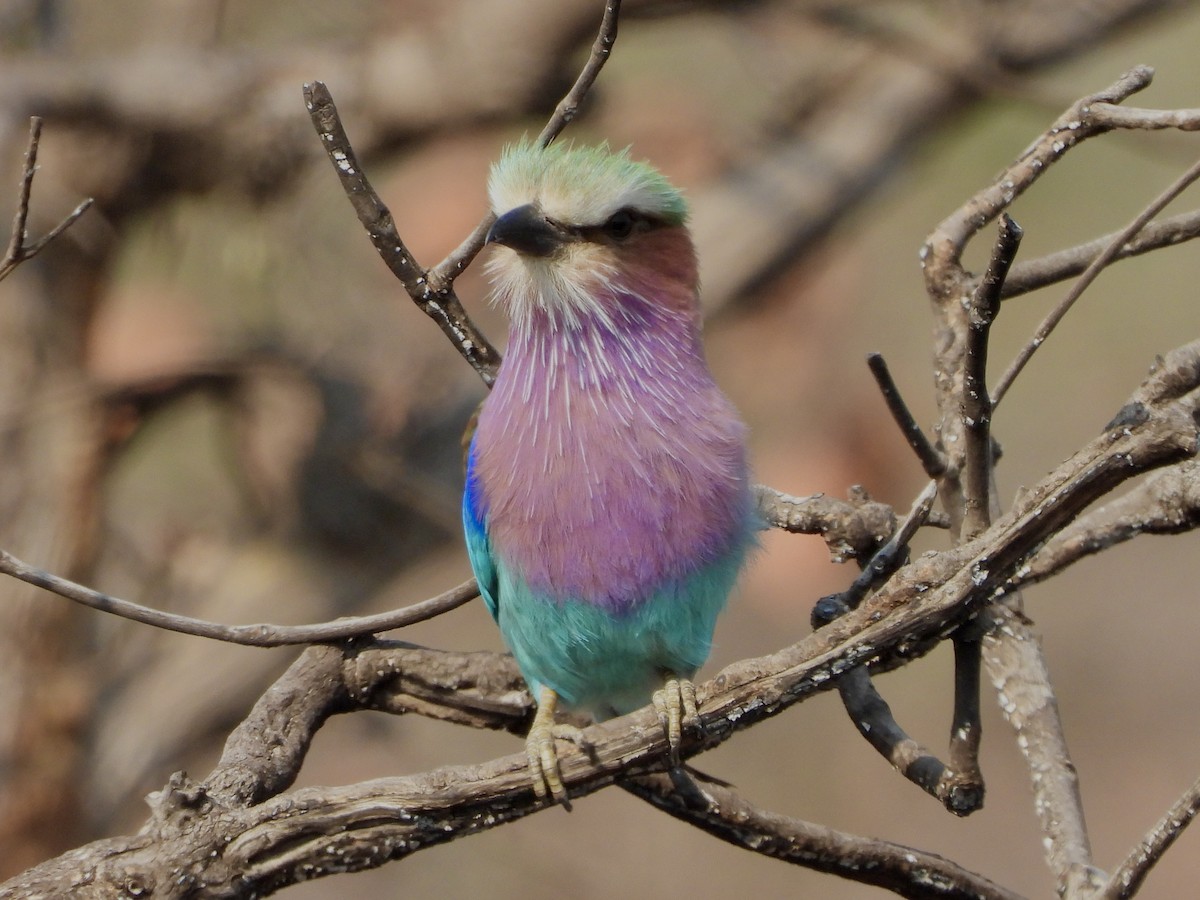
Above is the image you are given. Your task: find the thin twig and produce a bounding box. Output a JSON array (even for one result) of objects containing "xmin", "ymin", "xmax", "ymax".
[
  {"xmin": 0, "ymin": 116, "xmax": 93, "ymax": 283},
  {"xmin": 535, "ymin": 0, "xmax": 622, "ymax": 145},
  {"xmin": 1100, "ymin": 773, "xmax": 1200, "ymax": 899},
  {"xmin": 0, "ymin": 549, "xmax": 478, "ymax": 645},
  {"xmin": 867, "ymin": 353, "xmax": 946, "ymax": 478},
  {"xmin": 427, "ymin": 0, "xmax": 623, "ymax": 290},
  {"xmin": 3, "ymin": 118, "xmax": 40, "ymax": 267},
  {"xmin": 992, "ymin": 155, "xmax": 1200, "ymax": 405}
]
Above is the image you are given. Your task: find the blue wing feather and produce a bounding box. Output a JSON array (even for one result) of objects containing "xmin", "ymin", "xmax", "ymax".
[{"xmin": 463, "ymin": 438, "xmax": 500, "ymax": 621}]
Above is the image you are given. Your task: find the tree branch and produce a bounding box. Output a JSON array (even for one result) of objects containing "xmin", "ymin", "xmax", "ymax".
[
  {"xmin": 1014, "ymin": 459, "xmax": 1200, "ymax": 587},
  {"xmin": 302, "ymin": 81, "xmax": 502, "ymax": 386},
  {"xmin": 427, "ymin": 0, "xmax": 623, "ymax": 290},
  {"xmin": 813, "ymin": 482, "xmax": 983, "ymax": 815},
  {"xmin": 867, "ymin": 352, "xmax": 947, "ymax": 478},
  {"xmin": 962, "ymin": 214, "xmax": 1020, "ymax": 538}
]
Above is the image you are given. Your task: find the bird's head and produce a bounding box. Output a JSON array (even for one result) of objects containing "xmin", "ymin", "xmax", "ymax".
[{"xmin": 485, "ymin": 140, "xmax": 698, "ymax": 329}]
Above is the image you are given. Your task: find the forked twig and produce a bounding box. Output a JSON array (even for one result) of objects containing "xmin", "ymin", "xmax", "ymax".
[
  {"xmin": 0, "ymin": 116, "xmax": 93, "ymax": 283},
  {"xmin": 812, "ymin": 482, "xmax": 987, "ymax": 816},
  {"xmin": 993, "ymin": 155, "xmax": 1200, "ymax": 405},
  {"xmin": 915, "ymin": 69, "xmax": 1200, "ymax": 886},
  {"xmin": 429, "ymin": 0, "xmax": 624, "ymax": 288},
  {"xmin": 305, "ymin": 0, "xmax": 624, "ymax": 386},
  {"xmin": 303, "ymin": 82, "xmax": 502, "ymax": 385}
]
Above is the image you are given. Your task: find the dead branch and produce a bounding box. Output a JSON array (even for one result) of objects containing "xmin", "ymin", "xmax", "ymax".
[
  {"xmin": 2, "ymin": 2, "xmax": 1200, "ymax": 892},
  {"xmin": 867, "ymin": 353, "xmax": 948, "ymax": 478},
  {"xmin": 812, "ymin": 483, "xmax": 983, "ymax": 815},
  {"xmin": 302, "ymin": 80, "xmax": 502, "ymax": 386},
  {"xmin": 962, "ymin": 214, "xmax": 1020, "ymax": 538},
  {"xmin": 919, "ymin": 63, "xmax": 1200, "ymax": 899},
  {"xmin": 923, "ymin": 66, "xmax": 1200, "ymax": 308}
]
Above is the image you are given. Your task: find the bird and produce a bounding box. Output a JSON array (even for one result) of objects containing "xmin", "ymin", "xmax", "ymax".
[{"xmin": 462, "ymin": 139, "xmax": 756, "ymax": 806}]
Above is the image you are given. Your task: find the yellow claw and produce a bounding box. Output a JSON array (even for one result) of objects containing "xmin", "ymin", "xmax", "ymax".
[
  {"xmin": 526, "ymin": 686, "xmax": 585, "ymax": 809},
  {"xmin": 652, "ymin": 677, "xmax": 700, "ymax": 764}
]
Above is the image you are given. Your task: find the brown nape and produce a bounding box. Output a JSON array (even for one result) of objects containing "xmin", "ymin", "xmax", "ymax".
[{"xmin": 618, "ymin": 226, "xmax": 699, "ymax": 313}]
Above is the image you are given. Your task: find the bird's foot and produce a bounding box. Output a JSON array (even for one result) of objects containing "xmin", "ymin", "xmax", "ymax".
[
  {"xmin": 652, "ymin": 677, "xmax": 700, "ymax": 765},
  {"xmin": 526, "ymin": 686, "xmax": 586, "ymax": 810}
]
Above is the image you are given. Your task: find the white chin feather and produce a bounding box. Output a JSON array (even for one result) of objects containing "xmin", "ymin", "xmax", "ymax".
[{"xmin": 485, "ymin": 246, "xmax": 623, "ymax": 332}]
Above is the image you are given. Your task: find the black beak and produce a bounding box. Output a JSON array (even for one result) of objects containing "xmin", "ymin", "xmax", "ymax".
[{"xmin": 486, "ymin": 204, "xmax": 563, "ymax": 258}]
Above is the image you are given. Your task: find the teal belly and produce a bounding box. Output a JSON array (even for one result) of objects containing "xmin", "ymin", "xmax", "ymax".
[{"xmin": 495, "ymin": 549, "xmax": 745, "ymax": 719}]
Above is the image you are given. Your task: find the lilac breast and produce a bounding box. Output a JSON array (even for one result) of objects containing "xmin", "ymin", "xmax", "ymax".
[{"xmin": 472, "ymin": 302, "xmax": 750, "ymax": 614}]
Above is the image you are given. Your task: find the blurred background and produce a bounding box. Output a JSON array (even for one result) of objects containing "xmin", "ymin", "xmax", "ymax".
[{"xmin": 1, "ymin": 0, "xmax": 1199, "ymax": 896}]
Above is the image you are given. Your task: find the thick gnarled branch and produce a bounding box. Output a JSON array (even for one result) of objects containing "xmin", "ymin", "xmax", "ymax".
[{"xmin": 623, "ymin": 772, "xmax": 1022, "ymax": 900}]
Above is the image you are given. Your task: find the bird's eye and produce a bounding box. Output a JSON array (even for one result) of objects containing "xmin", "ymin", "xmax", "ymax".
[{"xmin": 603, "ymin": 209, "xmax": 637, "ymax": 241}]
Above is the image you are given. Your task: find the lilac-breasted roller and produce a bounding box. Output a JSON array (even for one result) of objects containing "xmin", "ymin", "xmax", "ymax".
[{"xmin": 463, "ymin": 140, "xmax": 756, "ymax": 805}]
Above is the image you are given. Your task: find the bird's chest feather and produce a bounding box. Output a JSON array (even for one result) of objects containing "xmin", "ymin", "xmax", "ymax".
[{"xmin": 471, "ymin": 323, "xmax": 749, "ymax": 614}]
